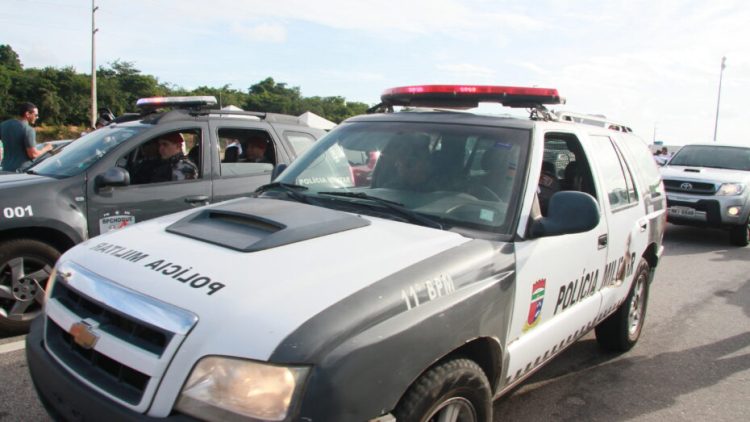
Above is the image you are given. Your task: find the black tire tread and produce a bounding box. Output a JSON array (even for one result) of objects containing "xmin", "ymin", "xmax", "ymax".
[
  {"xmin": 394, "ymin": 358, "xmax": 491, "ymax": 422},
  {"xmin": 729, "ymin": 220, "xmax": 749, "ymax": 247}
]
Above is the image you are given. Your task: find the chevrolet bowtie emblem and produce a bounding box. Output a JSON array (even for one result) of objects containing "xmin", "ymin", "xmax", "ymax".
[{"xmin": 69, "ymin": 321, "xmax": 99, "ymax": 350}]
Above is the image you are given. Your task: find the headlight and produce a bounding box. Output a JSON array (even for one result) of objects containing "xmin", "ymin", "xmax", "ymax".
[
  {"xmin": 717, "ymin": 183, "xmax": 744, "ymax": 196},
  {"xmin": 176, "ymin": 356, "xmax": 309, "ymax": 421}
]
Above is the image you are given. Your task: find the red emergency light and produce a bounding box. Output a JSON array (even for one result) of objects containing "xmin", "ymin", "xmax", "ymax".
[{"xmin": 381, "ymin": 85, "xmax": 564, "ymax": 108}]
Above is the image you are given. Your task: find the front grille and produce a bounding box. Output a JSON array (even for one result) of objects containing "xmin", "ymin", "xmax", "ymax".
[
  {"xmin": 663, "ymin": 179, "xmax": 717, "ymax": 195},
  {"xmin": 43, "ymin": 261, "xmax": 198, "ymax": 411},
  {"xmin": 51, "ymin": 282, "xmax": 171, "ymax": 356},
  {"xmin": 46, "ymin": 318, "xmax": 149, "ymax": 405}
]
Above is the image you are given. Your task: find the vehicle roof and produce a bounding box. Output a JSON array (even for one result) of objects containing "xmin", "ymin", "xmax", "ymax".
[
  {"xmin": 680, "ymin": 143, "xmax": 749, "ymax": 149},
  {"xmin": 346, "ymin": 109, "xmax": 537, "ymax": 130}
]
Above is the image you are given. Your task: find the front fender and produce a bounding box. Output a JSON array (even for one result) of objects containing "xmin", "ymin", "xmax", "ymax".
[{"xmin": 271, "ymin": 240, "xmax": 516, "ymax": 421}]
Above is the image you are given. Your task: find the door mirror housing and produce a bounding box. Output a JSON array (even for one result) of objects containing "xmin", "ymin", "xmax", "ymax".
[
  {"xmin": 271, "ymin": 163, "xmax": 287, "ymax": 181},
  {"xmin": 95, "ymin": 167, "xmax": 131, "ymax": 190},
  {"xmin": 530, "ymin": 191, "xmax": 600, "ymax": 238}
]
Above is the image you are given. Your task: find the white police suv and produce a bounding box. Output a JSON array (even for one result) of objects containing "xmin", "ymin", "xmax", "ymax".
[{"xmin": 27, "ymin": 85, "xmax": 666, "ymax": 422}]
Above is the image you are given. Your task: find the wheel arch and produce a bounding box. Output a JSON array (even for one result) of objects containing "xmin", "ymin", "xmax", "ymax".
[
  {"xmin": 424, "ymin": 336, "xmax": 503, "ymax": 393},
  {"xmin": 0, "ymin": 227, "xmax": 78, "ymax": 253},
  {"xmin": 641, "ymin": 241, "xmax": 659, "ymax": 270}
]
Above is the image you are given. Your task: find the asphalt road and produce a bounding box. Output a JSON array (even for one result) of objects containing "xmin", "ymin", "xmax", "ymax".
[{"xmin": 1, "ymin": 224, "xmax": 748, "ymax": 421}]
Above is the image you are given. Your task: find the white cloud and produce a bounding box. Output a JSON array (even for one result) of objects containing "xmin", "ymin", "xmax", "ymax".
[
  {"xmin": 231, "ymin": 23, "xmax": 287, "ymax": 43},
  {"xmin": 436, "ymin": 63, "xmax": 496, "ymax": 79}
]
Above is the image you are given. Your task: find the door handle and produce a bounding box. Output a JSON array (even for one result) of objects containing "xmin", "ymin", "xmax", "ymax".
[
  {"xmin": 185, "ymin": 195, "xmax": 210, "ymax": 205},
  {"xmin": 598, "ymin": 234, "xmax": 608, "ymax": 249}
]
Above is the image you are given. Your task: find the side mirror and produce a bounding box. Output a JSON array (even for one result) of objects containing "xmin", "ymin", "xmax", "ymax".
[
  {"xmin": 95, "ymin": 167, "xmax": 131, "ymax": 190},
  {"xmin": 271, "ymin": 163, "xmax": 288, "ymax": 181},
  {"xmin": 530, "ymin": 191, "xmax": 600, "ymax": 237}
]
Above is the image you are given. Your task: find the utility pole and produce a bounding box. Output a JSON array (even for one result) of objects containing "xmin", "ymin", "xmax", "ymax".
[
  {"xmin": 713, "ymin": 56, "xmax": 726, "ymax": 142},
  {"xmin": 91, "ymin": 0, "xmax": 99, "ymax": 128}
]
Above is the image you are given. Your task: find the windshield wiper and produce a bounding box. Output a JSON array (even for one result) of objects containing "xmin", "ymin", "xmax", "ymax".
[
  {"xmin": 318, "ymin": 191, "xmax": 443, "ymax": 229},
  {"xmin": 255, "ymin": 182, "xmax": 311, "ymax": 204}
]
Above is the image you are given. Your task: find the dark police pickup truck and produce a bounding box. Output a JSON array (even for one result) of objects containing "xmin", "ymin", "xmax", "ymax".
[{"xmin": 0, "ymin": 96, "xmax": 326, "ymax": 333}]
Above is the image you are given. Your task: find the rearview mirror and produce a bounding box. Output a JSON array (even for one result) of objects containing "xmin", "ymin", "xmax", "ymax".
[{"xmin": 530, "ymin": 191, "xmax": 600, "ymax": 237}]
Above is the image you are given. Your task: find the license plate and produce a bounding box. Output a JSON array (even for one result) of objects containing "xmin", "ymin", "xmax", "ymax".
[{"xmin": 668, "ymin": 206, "xmax": 695, "ymax": 217}]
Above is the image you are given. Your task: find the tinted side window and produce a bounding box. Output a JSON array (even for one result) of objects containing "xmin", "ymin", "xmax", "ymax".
[
  {"xmin": 123, "ymin": 129, "xmax": 201, "ymax": 185},
  {"xmin": 589, "ymin": 136, "xmax": 636, "ymax": 208},
  {"xmin": 218, "ymin": 128, "xmax": 275, "ymax": 178}
]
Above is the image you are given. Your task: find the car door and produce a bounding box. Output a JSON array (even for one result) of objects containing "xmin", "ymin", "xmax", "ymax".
[
  {"xmin": 86, "ymin": 123, "xmax": 211, "ymax": 237},
  {"xmin": 505, "ymin": 131, "xmax": 607, "ymax": 384},
  {"xmin": 587, "ymin": 134, "xmax": 646, "ymax": 315},
  {"xmin": 210, "ymin": 123, "xmax": 290, "ymax": 203}
]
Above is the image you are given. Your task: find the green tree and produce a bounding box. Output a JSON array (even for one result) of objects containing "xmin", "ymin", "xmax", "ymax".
[
  {"xmin": 245, "ymin": 77, "xmax": 303, "ymax": 114},
  {"xmin": 0, "ymin": 45, "xmax": 22, "ymax": 71}
]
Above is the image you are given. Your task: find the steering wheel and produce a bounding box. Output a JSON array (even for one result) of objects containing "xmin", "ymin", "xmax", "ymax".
[{"xmin": 468, "ymin": 184, "xmax": 502, "ymax": 202}]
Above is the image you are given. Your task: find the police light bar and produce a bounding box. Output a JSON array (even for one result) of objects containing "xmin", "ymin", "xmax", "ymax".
[
  {"xmin": 136, "ymin": 96, "xmax": 218, "ymax": 110},
  {"xmin": 381, "ymin": 85, "xmax": 564, "ymax": 108}
]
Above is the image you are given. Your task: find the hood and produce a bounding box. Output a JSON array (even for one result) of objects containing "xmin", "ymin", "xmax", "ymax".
[
  {"xmin": 60, "ymin": 198, "xmax": 471, "ymax": 360},
  {"xmin": 661, "ymin": 165, "xmax": 750, "ymax": 184},
  {"xmin": 0, "ymin": 171, "xmax": 55, "ymax": 187}
]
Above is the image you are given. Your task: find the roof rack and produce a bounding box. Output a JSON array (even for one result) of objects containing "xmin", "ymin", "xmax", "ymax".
[{"xmin": 555, "ymin": 111, "xmax": 633, "ymax": 133}]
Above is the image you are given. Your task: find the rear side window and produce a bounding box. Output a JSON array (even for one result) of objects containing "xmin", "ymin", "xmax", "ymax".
[
  {"xmin": 616, "ymin": 135, "xmax": 663, "ymax": 196},
  {"xmin": 285, "ymin": 131, "xmax": 316, "ymax": 156},
  {"xmin": 589, "ymin": 136, "xmax": 637, "ymax": 209},
  {"xmin": 217, "ymin": 128, "xmax": 276, "ymax": 177}
]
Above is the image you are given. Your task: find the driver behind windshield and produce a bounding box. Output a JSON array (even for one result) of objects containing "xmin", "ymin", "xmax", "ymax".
[{"xmin": 382, "ymin": 134, "xmax": 434, "ymax": 192}]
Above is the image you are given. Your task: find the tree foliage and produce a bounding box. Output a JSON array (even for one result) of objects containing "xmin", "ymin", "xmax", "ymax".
[{"xmin": 0, "ymin": 45, "xmax": 370, "ymax": 127}]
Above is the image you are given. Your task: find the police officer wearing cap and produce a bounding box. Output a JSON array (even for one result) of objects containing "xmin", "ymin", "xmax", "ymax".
[{"xmin": 145, "ymin": 132, "xmax": 198, "ymax": 183}]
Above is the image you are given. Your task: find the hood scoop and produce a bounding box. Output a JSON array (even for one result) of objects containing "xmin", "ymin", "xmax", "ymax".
[{"xmin": 166, "ymin": 198, "xmax": 370, "ymax": 252}]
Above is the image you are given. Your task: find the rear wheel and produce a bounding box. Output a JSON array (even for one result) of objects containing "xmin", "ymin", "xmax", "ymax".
[
  {"xmin": 729, "ymin": 218, "xmax": 749, "ymax": 247},
  {"xmin": 595, "ymin": 258, "xmax": 650, "ymax": 352},
  {"xmin": 393, "ymin": 358, "xmax": 491, "ymax": 422},
  {"xmin": 0, "ymin": 239, "xmax": 60, "ymax": 334}
]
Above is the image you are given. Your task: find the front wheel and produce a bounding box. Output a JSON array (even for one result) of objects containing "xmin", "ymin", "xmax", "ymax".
[
  {"xmin": 595, "ymin": 258, "xmax": 650, "ymax": 352},
  {"xmin": 0, "ymin": 239, "xmax": 60, "ymax": 334},
  {"xmin": 393, "ymin": 358, "xmax": 491, "ymax": 422},
  {"xmin": 729, "ymin": 218, "xmax": 749, "ymax": 247}
]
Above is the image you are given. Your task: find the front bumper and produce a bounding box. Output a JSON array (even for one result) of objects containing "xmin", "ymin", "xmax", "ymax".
[
  {"xmin": 666, "ymin": 194, "xmax": 747, "ymax": 228},
  {"xmin": 25, "ymin": 317, "xmax": 195, "ymax": 422}
]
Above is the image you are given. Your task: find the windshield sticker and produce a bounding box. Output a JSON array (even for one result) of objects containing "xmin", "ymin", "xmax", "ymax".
[
  {"xmin": 2, "ymin": 205, "xmax": 33, "ymax": 219},
  {"xmin": 523, "ymin": 278, "xmax": 546, "ymax": 332},
  {"xmin": 99, "ymin": 211, "xmax": 135, "ymax": 234},
  {"xmin": 401, "ymin": 274, "xmax": 456, "ymax": 310},
  {"xmin": 89, "ymin": 242, "xmax": 225, "ymax": 296}
]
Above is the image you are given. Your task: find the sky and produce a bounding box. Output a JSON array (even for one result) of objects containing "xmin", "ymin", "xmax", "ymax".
[{"xmin": 4, "ymin": 0, "xmax": 750, "ymax": 146}]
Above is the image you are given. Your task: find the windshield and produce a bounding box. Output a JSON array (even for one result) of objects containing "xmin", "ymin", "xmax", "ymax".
[
  {"xmin": 31, "ymin": 125, "xmax": 147, "ymax": 177},
  {"xmin": 277, "ymin": 120, "xmax": 531, "ymax": 232},
  {"xmin": 669, "ymin": 145, "xmax": 750, "ymax": 171}
]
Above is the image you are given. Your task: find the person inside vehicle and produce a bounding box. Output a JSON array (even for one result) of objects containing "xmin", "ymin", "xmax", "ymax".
[
  {"xmin": 145, "ymin": 132, "xmax": 198, "ymax": 183},
  {"xmin": 538, "ymin": 161, "xmax": 560, "ymax": 215},
  {"xmin": 241, "ymin": 136, "xmax": 271, "ymax": 164},
  {"xmin": 468, "ymin": 145, "xmax": 514, "ymax": 202},
  {"xmin": 387, "ymin": 142, "xmax": 433, "ymax": 191}
]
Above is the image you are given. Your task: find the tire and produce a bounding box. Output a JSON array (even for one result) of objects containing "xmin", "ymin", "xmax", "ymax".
[
  {"xmin": 0, "ymin": 239, "xmax": 60, "ymax": 334},
  {"xmin": 393, "ymin": 358, "xmax": 491, "ymax": 422},
  {"xmin": 595, "ymin": 258, "xmax": 650, "ymax": 352},
  {"xmin": 729, "ymin": 218, "xmax": 749, "ymax": 247}
]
